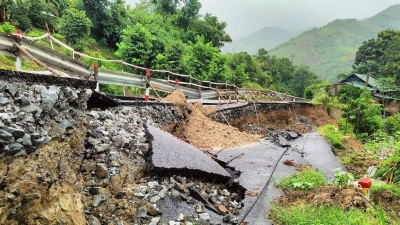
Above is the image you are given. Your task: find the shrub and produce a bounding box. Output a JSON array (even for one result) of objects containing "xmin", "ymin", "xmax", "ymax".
[
  {"xmin": 319, "ymin": 125, "xmax": 344, "ymax": 150},
  {"xmin": 1, "ymin": 22, "xmax": 15, "ymax": 34},
  {"xmin": 338, "ymin": 84, "xmax": 362, "ymax": 104},
  {"xmin": 385, "ymin": 113, "xmax": 400, "ymax": 135},
  {"xmin": 304, "ymin": 82, "xmax": 331, "ymax": 99},
  {"xmin": 278, "ymin": 167, "xmax": 326, "ymax": 190},
  {"xmin": 341, "ymin": 92, "xmax": 382, "ymax": 136}
]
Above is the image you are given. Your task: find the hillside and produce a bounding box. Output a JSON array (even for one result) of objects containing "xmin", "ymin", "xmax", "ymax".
[
  {"xmin": 222, "ymin": 27, "xmax": 298, "ymax": 54},
  {"xmin": 269, "ymin": 4, "xmax": 400, "ymax": 82}
]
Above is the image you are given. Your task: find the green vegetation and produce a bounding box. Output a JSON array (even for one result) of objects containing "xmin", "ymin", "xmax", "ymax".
[
  {"xmin": 338, "ymin": 85, "xmax": 363, "ymax": 104},
  {"xmin": 319, "ymin": 125, "xmax": 344, "ymax": 150},
  {"xmin": 0, "ymin": 0, "xmax": 321, "ymax": 97},
  {"xmin": 341, "ymin": 92, "xmax": 382, "ymax": 137},
  {"xmin": 277, "ymin": 167, "xmax": 326, "ymax": 191},
  {"xmin": 304, "ymin": 82, "xmax": 330, "ymax": 99},
  {"xmin": 0, "ymin": 22, "xmax": 15, "ymax": 33},
  {"xmin": 385, "ymin": 113, "xmax": 400, "ymax": 135},
  {"xmin": 270, "ymin": 205, "xmax": 384, "ymax": 225},
  {"xmin": 269, "ymin": 5, "xmax": 400, "ymax": 82}
]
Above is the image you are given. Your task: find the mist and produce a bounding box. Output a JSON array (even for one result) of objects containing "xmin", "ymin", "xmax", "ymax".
[{"xmin": 125, "ymin": 0, "xmax": 399, "ymax": 40}]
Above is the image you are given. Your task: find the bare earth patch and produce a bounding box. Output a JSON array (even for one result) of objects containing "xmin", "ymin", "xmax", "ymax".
[{"xmin": 162, "ymin": 90, "xmax": 261, "ymax": 150}]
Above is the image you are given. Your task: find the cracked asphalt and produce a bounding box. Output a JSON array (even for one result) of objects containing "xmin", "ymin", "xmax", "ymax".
[{"xmin": 211, "ymin": 132, "xmax": 347, "ymax": 225}]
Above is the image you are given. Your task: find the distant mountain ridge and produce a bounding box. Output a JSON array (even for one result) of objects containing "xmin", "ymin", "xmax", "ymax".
[
  {"xmin": 268, "ymin": 4, "xmax": 400, "ymax": 82},
  {"xmin": 222, "ymin": 26, "xmax": 299, "ymax": 54}
]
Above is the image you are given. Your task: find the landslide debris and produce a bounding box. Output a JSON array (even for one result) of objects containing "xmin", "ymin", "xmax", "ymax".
[{"xmin": 162, "ymin": 90, "xmax": 261, "ymax": 150}]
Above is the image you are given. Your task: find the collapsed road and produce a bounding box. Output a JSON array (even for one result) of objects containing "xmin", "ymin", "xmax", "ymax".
[{"xmin": 0, "ymin": 70, "xmax": 346, "ymax": 225}]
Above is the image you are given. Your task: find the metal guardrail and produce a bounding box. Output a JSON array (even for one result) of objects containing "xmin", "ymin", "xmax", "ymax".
[{"xmin": 0, "ymin": 32, "xmax": 310, "ymax": 103}]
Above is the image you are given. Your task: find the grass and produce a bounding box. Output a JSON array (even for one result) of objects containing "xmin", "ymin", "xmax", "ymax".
[
  {"xmin": 319, "ymin": 125, "xmax": 344, "ymax": 151},
  {"xmin": 0, "ymin": 55, "xmax": 42, "ymax": 71},
  {"xmin": 277, "ymin": 167, "xmax": 326, "ymax": 190},
  {"xmin": 270, "ymin": 204, "xmax": 385, "ymax": 225},
  {"xmin": 371, "ymin": 184, "xmax": 400, "ymax": 196}
]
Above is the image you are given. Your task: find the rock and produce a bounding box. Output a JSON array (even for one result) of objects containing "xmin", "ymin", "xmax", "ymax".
[
  {"xmin": 137, "ymin": 206, "xmax": 147, "ymax": 218},
  {"xmin": 25, "ymin": 104, "xmax": 42, "ymax": 118},
  {"xmin": 4, "ymin": 125, "xmax": 25, "ymax": 139},
  {"xmin": 198, "ymin": 213, "xmax": 210, "ymax": 221},
  {"xmin": 6, "ymin": 83, "xmax": 19, "ymax": 96},
  {"xmin": 95, "ymin": 144, "xmax": 110, "ymax": 153},
  {"xmin": 195, "ymin": 203, "xmax": 204, "ymax": 213},
  {"xmin": 31, "ymin": 137, "xmax": 46, "ymax": 148},
  {"xmin": 64, "ymin": 87, "xmax": 79, "ymax": 103},
  {"xmin": 145, "ymin": 202, "xmax": 161, "ymax": 216},
  {"xmin": 16, "ymin": 96, "xmax": 30, "ymax": 106},
  {"xmin": 95, "ymin": 163, "xmax": 108, "ymax": 179},
  {"xmin": 89, "ymin": 187, "xmax": 101, "ymax": 195},
  {"xmin": 61, "ymin": 119, "xmax": 73, "ymax": 130},
  {"xmin": 0, "ymin": 113, "xmax": 10, "ymax": 123},
  {"xmin": 0, "ymin": 129, "xmax": 14, "ymax": 142},
  {"xmin": 3, "ymin": 143, "xmax": 24, "ymax": 156},
  {"xmin": 134, "ymin": 192, "xmax": 145, "ymax": 199},
  {"xmin": 41, "ymin": 86, "xmax": 60, "ymax": 111},
  {"xmin": 82, "ymin": 162, "xmax": 97, "ymax": 172},
  {"xmin": 148, "ymin": 181, "xmax": 159, "ymax": 189},
  {"xmin": 150, "ymin": 195, "xmax": 161, "ymax": 204},
  {"xmin": 217, "ymin": 205, "xmax": 228, "ymax": 214},
  {"xmin": 287, "ymin": 131, "xmax": 299, "ymax": 139},
  {"xmin": 158, "ymin": 188, "xmax": 167, "ymax": 198},
  {"xmin": 87, "ymin": 215, "xmax": 101, "ymax": 225},
  {"xmin": 92, "ymin": 194, "xmax": 107, "ymax": 207},
  {"xmin": 0, "ymin": 95, "xmax": 9, "ymax": 105}
]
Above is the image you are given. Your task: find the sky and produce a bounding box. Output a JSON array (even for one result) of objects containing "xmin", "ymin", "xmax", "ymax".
[{"xmin": 125, "ymin": 0, "xmax": 399, "ymax": 40}]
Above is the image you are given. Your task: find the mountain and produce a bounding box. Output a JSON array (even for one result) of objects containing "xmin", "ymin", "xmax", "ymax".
[
  {"xmin": 222, "ymin": 27, "xmax": 299, "ymax": 54},
  {"xmin": 269, "ymin": 4, "xmax": 400, "ymax": 82}
]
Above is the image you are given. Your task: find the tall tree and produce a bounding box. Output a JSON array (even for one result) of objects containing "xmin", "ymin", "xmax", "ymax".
[
  {"xmin": 82, "ymin": 0, "xmax": 109, "ymax": 40},
  {"xmin": 57, "ymin": 8, "xmax": 92, "ymax": 45},
  {"xmin": 291, "ymin": 65, "xmax": 318, "ymax": 97},
  {"xmin": 0, "ymin": 0, "xmax": 14, "ymax": 22}
]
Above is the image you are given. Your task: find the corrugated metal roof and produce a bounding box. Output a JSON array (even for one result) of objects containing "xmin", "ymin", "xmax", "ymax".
[
  {"xmin": 353, "ymin": 74, "xmax": 377, "ymax": 87},
  {"xmin": 345, "ymin": 82, "xmax": 377, "ymax": 91}
]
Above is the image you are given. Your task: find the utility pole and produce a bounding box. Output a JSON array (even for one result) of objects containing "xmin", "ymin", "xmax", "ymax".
[{"xmin": 363, "ymin": 69, "xmax": 371, "ymax": 94}]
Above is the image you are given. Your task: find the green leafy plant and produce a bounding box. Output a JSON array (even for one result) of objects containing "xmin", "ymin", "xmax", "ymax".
[
  {"xmin": 319, "ymin": 125, "xmax": 344, "ymax": 150},
  {"xmin": 384, "ymin": 113, "xmax": 400, "ymax": 135},
  {"xmin": 333, "ymin": 168, "xmax": 354, "ymax": 185},
  {"xmin": 278, "ymin": 168, "xmax": 326, "ymax": 190},
  {"xmin": 1, "ymin": 22, "xmax": 15, "ymax": 34}
]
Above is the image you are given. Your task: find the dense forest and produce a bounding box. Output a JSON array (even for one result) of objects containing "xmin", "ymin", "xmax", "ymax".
[{"xmin": 0, "ymin": 0, "xmax": 320, "ymax": 97}]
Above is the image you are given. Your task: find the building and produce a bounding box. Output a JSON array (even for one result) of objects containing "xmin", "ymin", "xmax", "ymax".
[{"xmin": 333, "ymin": 73, "xmax": 400, "ymax": 114}]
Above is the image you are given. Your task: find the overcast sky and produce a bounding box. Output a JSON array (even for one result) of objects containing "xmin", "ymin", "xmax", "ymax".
[{"xmin": 125, "ymin": 0, "xmax": 399, "ymax": 40}]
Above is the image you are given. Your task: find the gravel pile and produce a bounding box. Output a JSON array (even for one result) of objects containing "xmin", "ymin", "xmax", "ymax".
[{"xmin": 0, "ymin": 80, "xmax": 91, "ymax": 157}]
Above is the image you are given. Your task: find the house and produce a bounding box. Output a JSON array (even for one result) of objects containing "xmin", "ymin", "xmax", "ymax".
[
  {"xmin": 333, "ymin": 74, "xmax": 399, "ymax": 101},
  {"xmin": 333, "ymin": 73, "xmax": 400, "ymax": 114}
]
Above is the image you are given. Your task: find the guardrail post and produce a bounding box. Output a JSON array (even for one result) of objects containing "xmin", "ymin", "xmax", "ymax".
[
  {"xmin": 94, "ymin": 63, "xmax": 99, "ymax": 91},
  {"xmin": 144, "ymin": 68, "xmax": 151, "ymax": 101},
  {"xmin": 175, "ymin": 79, "xmax": 179, "ymax": 90},
  {"xmin": 217, "ymin": 86, "xmax": 221, "ymax": 106},
  {"xmin": 15, "ymin": 30, "xmax": 22, "ymax": 71},
  {"xmin": 198, "ymin": 86, "xmax": 202, "ymax": 103},
  {"xmin": 228, "ymin": 88, "xmax": 231, "ymax": 104}
]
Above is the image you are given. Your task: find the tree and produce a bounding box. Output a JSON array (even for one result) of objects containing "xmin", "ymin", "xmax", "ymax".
[
  {"xmin": 175, "ymin": 0, "xmax": 201, "ymax": 31},
  {"xmin": 354, "ymin": 29, "xmax": 400, "ymax": 67},
  {"xmin": 98, "ymin": 0, "xmax": 129, "ymax": 48},
  {"xmin": 291, "ymin": 65, "xmax": 318, "ymax": 97},
  {"xmin": 337, "ymin": 85, "xmax": 363, "ymax": 104},
  {"xmin": 82, "ymin": 0, "xmax": 109, "ymax": 40},
  {"xmin": 341, "ymin": 92, "xmax": 382, "ymax": 136},
  {"xmin": 185, "ymin": 13, "xmax": 232, "ymax": 48},
  {"xmin": 183, "ymin": 35, "xmax": 221, "ymax": 80},
  {"xmin": 0, "ymin": 0, "xmax": 14, "ymax": 22},
  {"xmin": 57, "ymin": 8, "xmax": 92, "ymax": 45},
  {"xmin": 115, "ymin": 23, "xmax": 156, "ymax": 68},
  {"xmin": 228, "ymin": 63, "xmax": 249, "ymax": 87}
]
